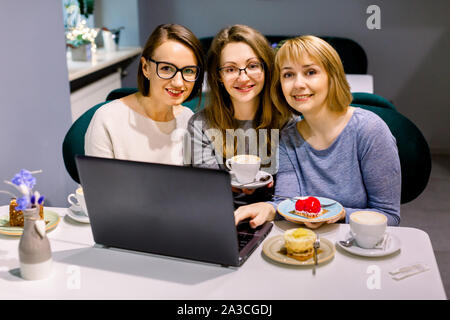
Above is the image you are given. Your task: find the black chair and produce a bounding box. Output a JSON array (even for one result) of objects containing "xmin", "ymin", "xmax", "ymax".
[{"xmin": 199, "ymin": 35, "xmax": 368, "ymax": 74}]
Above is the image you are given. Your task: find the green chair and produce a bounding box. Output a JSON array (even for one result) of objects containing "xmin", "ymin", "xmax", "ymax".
[
  {"xmin": 62, "ymin": 90, "xmax": 431, "ymax": 204},
  {"xmin": 350, "ymin": 92, "xmax": 431, "ymax": 204},
  {"xmin": 62, "ymin": 88, "xmax": 204, "ymax": 183},
  {"xmin": 351, "ymin": 92, "xmax": 397, "ymax": 111},
  {"xmin": 105, "ymin": 87, "xmax": 138, "ymax": 101},
  {"xmin": 62, "ymin": 101, "xmax": 109, "ymax": 183}
]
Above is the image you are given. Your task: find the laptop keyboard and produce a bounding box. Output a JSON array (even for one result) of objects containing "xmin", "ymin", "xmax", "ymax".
[
  {"xmin": 238, "ymin": 233, "xmax": 254, "ymax": 251},
  {"xmin": 236, "ymin": 221, "xmax": 260, "ymax": 251}
]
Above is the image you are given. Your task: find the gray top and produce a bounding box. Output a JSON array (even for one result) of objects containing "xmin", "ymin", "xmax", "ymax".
[
  {"xmin": 184, "ymin": 109, "xmax": 283, "ymax": 205},
  {"xmin": 184, "ymin": 110, "xmax": 259, "ymax": 171},
  {"xmin": 268, "ymin": 108, "xmax": 401, "ymax": 226}
]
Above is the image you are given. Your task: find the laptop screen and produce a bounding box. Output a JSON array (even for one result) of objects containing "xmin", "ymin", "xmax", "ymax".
[{"xmin": 76, "ymin": 155, "xmax": 245, "ymax": 266}]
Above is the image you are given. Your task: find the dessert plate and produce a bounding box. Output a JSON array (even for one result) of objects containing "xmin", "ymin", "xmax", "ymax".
[
  {"xmin": 277, "ymin": 197, "xmax": 344, "ymax": 223},
  {"xmin": 263, "ymin": 235, "xmax": 335, "ymax": 266},
  {"xmin": 336, "ymin": 232, "xmax": 401, "ymax": 257},
  {"xmin": 66, "ymin": 206, "xmax": 90, "ymax": 224},
  {"xmin": 230, "ymin": 171, "xmax": 273, "ymax": 190},
  {"xmin": 0, "ymin": 210, "xmax": 60, "ymax": 236},
  {"xmin": 69, "ymin": 204, "xmax": 82, "ymax": 212}
]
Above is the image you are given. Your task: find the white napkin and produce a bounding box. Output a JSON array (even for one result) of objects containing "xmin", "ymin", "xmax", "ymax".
[{"xmin": 389, "ymin": 263, "xmax": 430, "ymax": 280}]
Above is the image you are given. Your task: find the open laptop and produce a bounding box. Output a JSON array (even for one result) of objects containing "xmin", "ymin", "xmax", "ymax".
[{"xmin": 75, "ymin": 155, "xmax": 273, "ymax": 267}]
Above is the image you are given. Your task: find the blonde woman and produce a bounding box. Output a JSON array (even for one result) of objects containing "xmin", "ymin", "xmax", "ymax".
[{"xmin": 235, "ymin": 35, "xmax": 401, "ymax": 228}]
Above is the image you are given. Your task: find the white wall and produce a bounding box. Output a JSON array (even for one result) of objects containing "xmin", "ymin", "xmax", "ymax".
[
  {"xmin": 138, "ymin": 0, "xmax": 450, "ymax": 153},
  {"xmin": 94, "ymin": 0, "xmax": 140, "ymax": 47},
  {"xmin": 94, "ymin": 0, "xmax": 140, "ymax": 87},
  {"xmin": 0, "ymin": 0, "xmax": 77, "ymax": 206}
]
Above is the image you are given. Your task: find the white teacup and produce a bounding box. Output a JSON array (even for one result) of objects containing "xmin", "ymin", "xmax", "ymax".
[
  {"xmin": 350, "ymin": 211, "xmax": 387, "ymax": 249},
  {"xmin": 67, "ymin": 187, "xmax": 88, "ymax": 215},
  {"xmin": 226, "ymin": 155, "xmax": 261, "ymax": 185}
]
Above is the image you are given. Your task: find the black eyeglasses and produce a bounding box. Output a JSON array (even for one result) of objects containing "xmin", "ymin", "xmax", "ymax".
[
  {"xmin": 218, "ymin": 61, "xmax": 264, "ymax": 80},
  {"xmin": 148, "ymin": 58, "xmax": 200, "ymax": 82}
]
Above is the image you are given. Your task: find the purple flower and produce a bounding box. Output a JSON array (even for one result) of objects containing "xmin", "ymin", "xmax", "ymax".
[
  {"xmin": 11, "ymin": 169, "xmax": 36, "ymax": 190},
  {"xmin": 16, "ymin": 196, "xmax": 30, "ymax": 211},
  {"xmin": 3, "ymin": 169, "xmax": 43, "ymax": 211}
]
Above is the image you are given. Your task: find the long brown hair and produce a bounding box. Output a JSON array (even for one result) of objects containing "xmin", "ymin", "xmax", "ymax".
[
  {"xmin": 203, "ymin": 25, "xmax": 287, "ymax": 160},
  {"xmin": 137, "ymin": 24, "xmax": 205, "ymax": 105}
]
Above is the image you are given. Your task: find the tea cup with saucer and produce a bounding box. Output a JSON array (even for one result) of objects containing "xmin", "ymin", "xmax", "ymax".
[
  {"xmin": 226, "ymin": 155, "xmax": 261, "ymax": 185},
  {"xmin": 67, "ymin": 187, "xmax": 89, "ymax": 223}
]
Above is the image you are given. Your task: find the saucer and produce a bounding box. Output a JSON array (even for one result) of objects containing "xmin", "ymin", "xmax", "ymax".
[
  {"xmin": 230, "ymin": 171, "xmax": 273, "ymax": 189},
  {"xmin": 0, "ymin": 210, "xmax": 60, "ymax": 236},
  {"xmin": 336, "ymin": 232, "xmax": 401, "ymax": 257},
  {"xmin": 263, "ymin": 235, "xmax": 335, "ymax": 266},
  {"xmin": 69, "ymin": 204, "xmax": 82, "ymax": 212},
  {"xmin": 277, "ymin": 197, "xmax": 344, "ymax": 224},
  {"xmin": 66, "ymin": 206, "xmax": 89, "ymax": 224}
]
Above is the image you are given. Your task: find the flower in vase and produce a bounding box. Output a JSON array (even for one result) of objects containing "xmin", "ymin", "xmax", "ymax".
[
  {"xmin": 2, "ymin": 169, "xmax": 44, "ymax": 211},
  {"xmin": 66, "ymin": 19, "xmax": 98, "ymax": 51}
]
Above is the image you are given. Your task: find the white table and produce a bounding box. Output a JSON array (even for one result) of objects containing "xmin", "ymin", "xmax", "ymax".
[{"xmin": 0, "ymin": 206, "xmax": 446, "ymax": 300}]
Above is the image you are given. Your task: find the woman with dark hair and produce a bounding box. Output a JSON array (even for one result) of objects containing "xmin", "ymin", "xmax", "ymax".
[
  {"xmin": 85, "ymin": 24, "xmax": 205, "ymax": 165},
  {"xmin": 185, "ymin": 25, "xmax": 289, "ymax": 219}
]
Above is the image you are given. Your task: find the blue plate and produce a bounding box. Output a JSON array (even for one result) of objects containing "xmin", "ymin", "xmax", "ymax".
[{"xmin": 277, "ymin": 196, "xmax": 345, "ymax": 223}]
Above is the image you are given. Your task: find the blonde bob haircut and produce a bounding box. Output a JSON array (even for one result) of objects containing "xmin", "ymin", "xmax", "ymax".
[{"xmin": 271, "ymin": 35, "xmax": 352, "ymax": 118}]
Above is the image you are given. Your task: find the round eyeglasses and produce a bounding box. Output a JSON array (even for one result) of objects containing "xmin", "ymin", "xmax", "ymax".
[
  {"xmin": 148, "ymin": 58, "xmax": 200, "ymax": 82},
  {"xmin": 218, "ymin": 61, "xmax": 264, "ymax": 80}
]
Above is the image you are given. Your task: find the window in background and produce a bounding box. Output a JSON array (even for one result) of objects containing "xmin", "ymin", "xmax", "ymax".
[{"xmin": 63, "ymin": 0, "xmax": 95, "ymax": 29}]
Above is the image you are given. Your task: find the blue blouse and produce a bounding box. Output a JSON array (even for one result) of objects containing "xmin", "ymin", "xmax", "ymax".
[{"xmin": 269, "ymin": 107, "xmax": 401, "ymax": 226}]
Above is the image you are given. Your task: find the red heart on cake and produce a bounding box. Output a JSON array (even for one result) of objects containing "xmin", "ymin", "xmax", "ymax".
[
  {"xmin": 295, "ymin": 198, "xmax": 306, "ymax": 212},
  {"xmin": 304, "ymin": 196, "xmax": 321, "ymax": 213}
]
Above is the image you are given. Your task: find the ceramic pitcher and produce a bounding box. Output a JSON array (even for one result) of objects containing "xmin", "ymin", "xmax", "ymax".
[{"xmin": 18, "ymin": 206, "xmax": 52, "ymax": 280}]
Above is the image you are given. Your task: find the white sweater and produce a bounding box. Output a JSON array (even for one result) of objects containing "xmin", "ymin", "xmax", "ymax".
[{"xmin": 85, "ymin": 99, "xmax": 193, "ymax": 165}]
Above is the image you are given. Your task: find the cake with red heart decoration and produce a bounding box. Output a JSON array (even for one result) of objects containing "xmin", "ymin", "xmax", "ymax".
[{"xmin": 294, "ymin": 196, "xmax": 323, "ymax": 218}]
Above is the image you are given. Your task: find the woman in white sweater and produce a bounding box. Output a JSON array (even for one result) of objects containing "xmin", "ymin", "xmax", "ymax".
[{"xmin": 85, "ymin": 24, "xmax": 205, "ymax": 165}]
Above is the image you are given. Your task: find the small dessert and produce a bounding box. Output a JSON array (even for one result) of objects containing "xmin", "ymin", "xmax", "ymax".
[
  {"xmin": 9, "ymin": 198, "xmax": 23, "ymax": 227},
  {"xmin": 294, "ymin": 196, "xmax": 323, "ymax": 218},
  {"xmin": 9, "ymin": 198, "xmax": 44, "ymax": 227},
  {"xmin": 284, "ymin": 228, "xmax": 317, "ymax": 261}
]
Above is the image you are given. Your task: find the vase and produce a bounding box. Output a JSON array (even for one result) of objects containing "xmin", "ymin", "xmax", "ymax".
[
  {"xmin": 18, "ymin": 207, "xmax": 52, "ymax": 280},
  {"xmin": 102, "ymin": 30, "xmax": 117, "ymax": 52},
  {"xmin": 71, "ymin": 43, "xmax": 92, "ymax": 61}
]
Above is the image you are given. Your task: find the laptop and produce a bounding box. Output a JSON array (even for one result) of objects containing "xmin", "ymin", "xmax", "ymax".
[{"xmin": 75, "ymin": 155, "xmax": 273, "ymax": 267}]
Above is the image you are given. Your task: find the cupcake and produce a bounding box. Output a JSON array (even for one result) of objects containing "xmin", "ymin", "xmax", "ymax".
[
  {"xmin": 294, "ymin": 196, "xmax": 323, "ymax": 218},
  {"xmin": 284, "ymin": 228, "xmax": 317, "ymax": 260}
]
